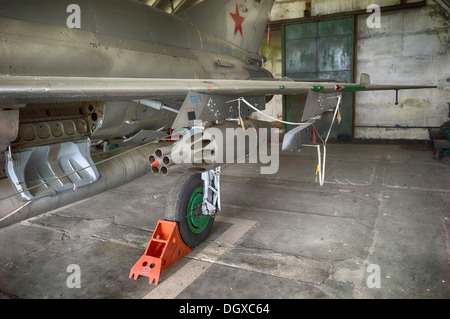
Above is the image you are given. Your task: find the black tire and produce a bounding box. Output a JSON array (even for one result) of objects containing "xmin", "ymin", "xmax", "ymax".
[{"xmin": 164, "ymin": 172, "xmax": 215, "ymax": 248}]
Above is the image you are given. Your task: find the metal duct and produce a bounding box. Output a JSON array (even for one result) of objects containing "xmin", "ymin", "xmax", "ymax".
[{"xmin": 0, "ymin": 141, "xmax": 172, "ymax": 229}]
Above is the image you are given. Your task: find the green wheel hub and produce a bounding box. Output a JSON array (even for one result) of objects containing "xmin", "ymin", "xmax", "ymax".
[{"xmin": 186, "ymin": 187, "xmax": 210, "ymax": 234}]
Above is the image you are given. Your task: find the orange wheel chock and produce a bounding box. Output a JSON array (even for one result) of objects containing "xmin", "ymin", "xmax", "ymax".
[{"xmin": 129, "ymin": 220, "xmax": 192, "ymax": 285}]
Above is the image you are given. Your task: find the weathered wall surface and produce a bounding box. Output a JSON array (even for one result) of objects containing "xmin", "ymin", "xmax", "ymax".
[
  {"xmin": 257, "ymin": 0, "xmax": 449, "ymax": 140},
  {"xmin": 355, "ymin": 2, "xmax": 449, "ymax": 139},
  {"xmin": 312, "ymin": 0, "xmax": 401, "ymax": 16},
  {"xmin": 271, "ymin": 0, "xmax": 306, "ymax": 20}
]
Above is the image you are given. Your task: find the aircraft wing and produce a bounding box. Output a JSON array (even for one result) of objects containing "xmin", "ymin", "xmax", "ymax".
[{"xmin": 0, "ymin": 75, "xmax": 436, "ymax": 106}]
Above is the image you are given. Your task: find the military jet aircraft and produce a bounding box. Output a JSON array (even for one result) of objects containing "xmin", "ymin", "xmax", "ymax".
[{"xmin": 0, "ymin": 0, "xmax": 435, "ymax": 248}]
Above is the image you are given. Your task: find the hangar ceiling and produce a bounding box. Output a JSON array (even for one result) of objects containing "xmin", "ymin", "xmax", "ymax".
[
  {"xmin": 138, "ymin": 0, "xmax": 205, "ymax": 14},
  {"xmin": 139, "ymin": 0, "xmax": 298, "ymax": 15},
  {"xmin": 142, "ymin": 0, "xmax": 450, "ymax": 19}
]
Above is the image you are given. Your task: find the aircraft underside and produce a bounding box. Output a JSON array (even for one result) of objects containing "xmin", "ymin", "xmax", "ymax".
[
  {"xmin": 0, "ymin": 86, "xmax": 272, "ymax": 233},
  {"xmin": 0, "ymin": 0, "xmax": 274, "ymax": 234},
  {"xmin": 0, "ymin": 0, "xmax": 436, "ymax": 260}
]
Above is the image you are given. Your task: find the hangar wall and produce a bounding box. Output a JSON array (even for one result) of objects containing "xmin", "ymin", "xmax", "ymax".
[
  {"xmin": 355, "ymin": 3, "xmax": 449, "ymax": 140},
  {"xmin": 256, "ymin": 0, "xmax": 449, "ymax": 141}
]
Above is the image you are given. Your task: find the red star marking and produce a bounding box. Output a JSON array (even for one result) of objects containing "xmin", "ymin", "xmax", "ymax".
[{"xmin": 229, "ymin": 2, "xmax": 245, "ymax": 37}]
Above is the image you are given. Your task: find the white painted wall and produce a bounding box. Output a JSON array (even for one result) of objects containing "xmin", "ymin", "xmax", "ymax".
[
  {"xmin": 256, "ymin": 0, "xmax": 449, "ymax": 140},
  {"xmin": 271, "ymin": 0, "xmax": 305, "ymax": 20}
]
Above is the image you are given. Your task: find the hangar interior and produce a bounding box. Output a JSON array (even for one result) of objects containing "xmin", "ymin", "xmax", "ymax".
[{"xmin": 0, "ymin": 0, "xmax": 449, "ymax": 300}]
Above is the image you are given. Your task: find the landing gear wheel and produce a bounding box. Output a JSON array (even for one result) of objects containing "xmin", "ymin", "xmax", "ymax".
[{"xmin": 164, "ymin": 172, "xmax": 214, "ymax": 248}]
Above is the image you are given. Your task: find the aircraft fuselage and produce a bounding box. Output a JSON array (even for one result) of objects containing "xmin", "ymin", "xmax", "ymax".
[
  {"xmin": 0, "ymin": 0, "xmax": 268, "ymax": 80},
  {"xmin": 0, "ymin": 0, "xmax": 271, "ymax": 145}
]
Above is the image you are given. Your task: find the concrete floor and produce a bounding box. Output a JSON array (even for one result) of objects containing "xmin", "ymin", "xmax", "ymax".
[{"xmin": 0, "ymin": 143, "xmax": 449, "ymax": 299}]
